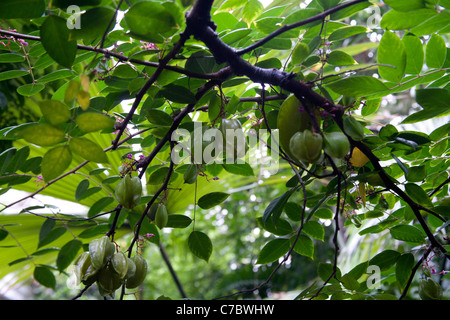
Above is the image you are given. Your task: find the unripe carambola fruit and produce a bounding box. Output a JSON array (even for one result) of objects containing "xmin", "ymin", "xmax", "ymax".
[
  {"xmin": 125, "ymin": 255, "xmax": 148, "ymax": 289},
  {"xmin": 115, "ymin": 174, "xmax": 142, "ymax": 209},
  {"xmin": 154, "ymin": 204, "xmax": 168, "ymax": 229},
  {"xmin": 419, "ymin": 278, "xmax": 443, "ymax": 300},
  {"xmin": 146, "ymin": 202, "xmax": 159, "ymax": 221},
  {"xmin": 97, "ymin": 263, "xmax": 123, "ymax": 296},
  {"xmin": 111, "ymin": 251, "xmax": 128, "ymax": 279},
  {"xmin": 323, "ymin": 131, "xmax": 350, "ymax": 159},
  {"xmin": 73, "ymin": 251, "xmax": 100, "ymax": 286},
  {"xmin": 89, "ymin": 236, "xmax": 116, "ymax": 270},
  {"xmin": 277, "ymin": 95, "xmax": 316, "ymax": 158},
  {"xmin": 343, "ymin": 116, "xmax": 365, "ymax": 141},
  {"xmin": 217, "ymin": 118, "xmax": 248, "ymax": 161},
  {"xmin": 289, "ymin": 129, "xmax": 323, "ymax": 163}
]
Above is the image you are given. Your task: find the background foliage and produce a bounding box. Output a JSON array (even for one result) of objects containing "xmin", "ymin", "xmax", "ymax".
[{"xmin": 0, "ymin": 0, "xmax": 449, "ymax": 300}]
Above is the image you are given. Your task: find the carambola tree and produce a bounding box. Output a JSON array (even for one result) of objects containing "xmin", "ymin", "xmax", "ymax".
[{"xmin": 0, "ymin": 0, "xmax": 449, "ymax": 300}]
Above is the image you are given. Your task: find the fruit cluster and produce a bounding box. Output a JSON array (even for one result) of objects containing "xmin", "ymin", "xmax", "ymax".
[
  {"xmin": 115, "ymin": 174, "xmax": 142, "ymax": 209},
  {"xmin": 72, "ymin": 236, "xmax": 147, "ymax": 297},
  {"xmin": 278, "ymin": 95, "xmax": 362, "ymax": 165}
]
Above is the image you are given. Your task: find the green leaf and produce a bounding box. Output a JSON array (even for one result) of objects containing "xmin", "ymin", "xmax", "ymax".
[
  {"xmin": 198, "ymin": 192, "xmax": 230, "ymax": 209},
  {"xmin": 383, "ymin": 0, "xmax": 425, "ymax": 11},
  {"xmin": 257, "ymin": 217, "xmax": 293, "ymax": 236},
  {"xmin": 17, "ymin": 83, "xmax": 45, "ymax": 97},
  {"xmin": 326, "ymin": 76, "xmax": 389, "ymax": 97},
  {"xmin": 377, "ymin": 31, "xmax": 406, "ymax": 82},
  {"xmin": 41, "ymin": 145, "xmax": 73, "ymax": 182},
  {"xmin": 146, "ymin": 109, "xmax": 173, "ymax": 126},
  {"xmin": 87, "ymin": 196, "xmax": 115, "ymax": 217},
  {"xmin": 291, "ymin": 42, "xmax": 310, "ymax": 65},
  {"xmin": 410, "ymin": 11, "xmax": 450, "ymax": 36},
  {"xmin": 317, "ymin": 262, "xmax": 341, "ymax": 282},
  {"xmin": 69, "ymin": 137, "xmax": 108, "ymax": 163},
  {"xmin": 256, "ymin": 238, "xmax": 290, "ymax": 264},
  {"xmin": 405, "ymin": 183, "xmax": 433, "ymax": 207},
  {"xmin": 222, "ymin": 163, "xmax": 254, "ymax": 176},
  {"xmin": 402, "ymin": 34, "xmax": 424, "ymax": 75},
  {"xmin": 291, "ymin": 234, "xmax": 314, "ymax": 259},
  {"xmin": 402, "ymin": 88, "xmax": 450, "ymax": 124},
  {"xmin": 340, "ymin": 273, "xmax": 360, "ymax": 291},
  {"xmin": 0, "ymin": 70, "xmax": 29, "ymax": 81},
  {"xmin": 34, "ymin": 266, "xmax": 56, "ymax": 289},
  {"xmin": 0, "ymin": 0, "xmax": 45, "ymax": 19},
  {"xmin": 166, "ymin": 214, "xmax": 192, "ymax": 228},
  {"xmin": 0, "ymin": 53, "xmax": 25, "ymax": 63},
  {"xmin": 125, "ymin": 1, "xmax": 177, "ymax": 43},
  {"xmin": 75, "ymin": 179, "xmax": 90, "ymax": 202},
  {"xmin": 303, "ymin": 221, "xmax": 324, "ymax": 241},
  {"xmin": 36, "ymin": 69, "xmax": 73, "ymax": 84},
  {"xmin": 317, "ymin": 0, "xmax": 341, "ymax": 10},
  {"xmin": 369, "ymin": 250, "xmax": 400, "ymax": 271},
  {"xmin": 159, "ymin": 84, "xmax": 196, "ymax": 104},
  {"xmin": 426, "ymin": 34, "xmax": 447, "ymax": 69},
  {"xmin": 38, "ymin": 100, "xmax": 71, "ymax": 125},
  {"xmin": 263, "ymin": 188, "xmax": 295, "ymax": 224},
  {"xmin": 327, "ymin": 50, "xmax": 357, "ymax": 66},
  {"xmin": 56, "ymin": 239, "xmax": 82, "ymax": 271},
  {"xmin": 40, "ymin": 15, "xmax": 77, "ymax": 68},
  {"xmin": 380, "ymin": 9, "xmax": 436, "ymax": 30},
  {"xmin": 18, "ymin": 124, "xmax": 65, "ymax": 146},
  {"xmin": 396, "ymin": 253, "xmax": 415, "ymax": 288},
  {"xmin": 314, "ymin": 207, "xmax": 334, "ymax": 219},
  {"xmin": 242, "ymin": 0, "xmax": 264, "ymax": 26},
  {"xmin": 38, "ymin": 227, "xmax": 66, "ymax": 249},
  {"xmin": 70, "ymin": 7, "xmax": 116, "ymax": 44},
  {"xmin": 328, "ymin": 26, "xmax": 368, "ymax": 41},
  {"xmin": 188, "ymin": 231, "xmax": 213, "ymax": 262},
  {"xmin": 390, "ymin": 225, "xmax": 426, "ymax": 243},
  {"xmin": 75, "ymin": 112, "xmax": 116, "ymax": 133}
]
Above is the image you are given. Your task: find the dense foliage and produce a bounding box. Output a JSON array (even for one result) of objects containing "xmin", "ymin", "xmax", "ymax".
[{"xmin": 0, "ymin": 0, "xmax": 449, "ymax": 300}]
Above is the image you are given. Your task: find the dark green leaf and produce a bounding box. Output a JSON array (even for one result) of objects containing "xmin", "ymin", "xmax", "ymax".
[
  {"xmin": 263, "ymin": 188, "xmax": 295, "ymax": 224},
  {"xmin": 38, "ymin": 227, "xmax": 66, "ymax": 249},
  {"xmin": 70, "ymin": 7, "xmax": 116, "ymax": 44},
  {"xmin": 396, "ymin": 253, "xmax": 415, "ymax": 288},
  {"xmin": 256, "ymin": 238, "xmax": 290, "ymax": 264},
  {"xmin": 159, "ymin": 84, "xmax": 196, "ymax": 104},
  {"xmin": 291, "ymin": 234, "xmax": 314, "ymax": 259},
  {"xmin": 87, "ymin": 197, "xmax": 115, "ymax": 218},
  {"xmin": 198, "ymin": 192, "xmax": 230, "ymax": 209},
  {"xmin": 75, "ymin": 179, "xmax": 90, "ymax": 202},
  {"xmin": 40, "ymin": 15, "xmax": 77, "ymax": 68},
  {"xmin": 0, "ymin": 0, "xmax": 45, "ymax": 19},
  {"xmin": 390, "ymin": 225, "xmax": 426, "ymax": 243},
  {"xmin": 166, "ymin": 214, "xmax": 192, "ymax": 228},
  {"xmin": 17, "ymin": 83, "xmax": 45, "ymax": 97},
  {"xmin": 56, "ymin": 239, "xmax": 82, "ymax": 271},
  {"xmin": 405, "ymin": 183, "xmax": 433, "ymax": 207},
  {"xmin": 188, "ymin": 231, "xmax": 213, "ymax": 262},
  {"xmin": 222, "ymin": 163, "xmax": 254, "ymax": 176},
  {"xmin": 34, "ymin": 266, "xmax": 56, "ymax": 289},
  {"xmin": 369, "ymin": 250, "xmax": 400, "ymax": 271}
]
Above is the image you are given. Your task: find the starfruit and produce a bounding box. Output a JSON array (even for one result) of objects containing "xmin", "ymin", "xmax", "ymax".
[
  {"xmin": 289, "ymin": 129, "xmax": 323, "ymax": 163},
  {"xmin": 125, "ymin": 257, "xmax": 136, "ymax": 279},
  {"xmin": 125, "ymin": 255, "xmax": 148, "ymax": 289},
  {"xmin": 97, "ymin": 263, "xmax": 123, "ymax": 296},
  {"xmin": 111, "ymin": 251, "xmax": 128, "ymax": 279},
  {"xmin": 419, "ymin": 278, "xmax": 443, "ymax": 300},
  {"xmin": 154, "ymin": 204, "xmax": 168, "ymax": 229},
  {"xmin": 323, "ymin": 131, "xmax": 350, "ymax": 159},
  {"xmin": 115, "ymin": 174, "xmax": 142, "ymax": 209},
  {"xmin": 89, "ymin": 236, "xmax": 116, "ymax": 270}
]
